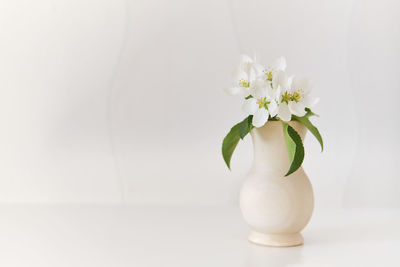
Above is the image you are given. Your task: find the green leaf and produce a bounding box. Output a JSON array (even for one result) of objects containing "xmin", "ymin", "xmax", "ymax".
[
  {"xmin": 282, "ymin": 122, "xmax": 305, "ymax": 177},
  {"xmin": 222, "ymin": 116, "xmax": 253, "ymax": 170},
  {"xmin": 222, "ymin": 124, "xmax": 241, "ymax": 170},
  {"xmin": 305, "ymin": 107, "xmax": 318, "ymax": 117},
  {"xmin": 239, "ymin": 115, "xmax": 253, "ymax": 139},
  {"xmin": 293, "ymin": 113, "xmax": 324, "ymax": 152}
]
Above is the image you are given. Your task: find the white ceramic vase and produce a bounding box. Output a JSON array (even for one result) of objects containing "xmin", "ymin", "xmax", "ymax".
[{"xmin": 239, "ymin": 121, "xmax": 314, "ymax": 247}]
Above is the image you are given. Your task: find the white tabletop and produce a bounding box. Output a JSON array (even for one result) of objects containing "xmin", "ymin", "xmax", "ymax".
[{"xmin": 0, "ymin": 205, "xmax": 398, "ymax": 266}]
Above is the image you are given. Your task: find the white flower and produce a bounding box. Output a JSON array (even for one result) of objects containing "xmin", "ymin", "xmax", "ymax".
[
  {"xmin": 252, "ymin": 56, "xmax": 288, "ymax": 90},
  {"xmin": 274, "ymin": 56, "xmax": 287, "ymax": 71},
  {"xmin": 276, "ymin": 76, "xmax": 318, "ymax": 121},
  {"xmin": 291, "ymin": 76, "xmax": 319, "ymax": 108},
  {"xmin": 223, "ymin": 55, "xmax": 261, "ymax": 96},
  {"xmin": 277, "ymin": 101, "xmax": 292, "ymax": 122},
  {"xmin": 223, "ymin": 55, "xmax": 319, "ymax": 125},
  {"xmin": 242, "ymin": 80, "xmax": 278, "ymax": 128},
  {"xmin": 271, "ymin": 57, "xmax": 288, "ymax": 90},
  {"xmin": 272, "ymin": 70, "xmax": 288, "ymax": 90}
]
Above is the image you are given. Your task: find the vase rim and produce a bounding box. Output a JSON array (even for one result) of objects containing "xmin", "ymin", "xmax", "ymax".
[
  {"xmin": 253, "ymin": 120, "xmax": 305, "ymax": 134},
  {"xmin": 260, "ymin": 120, "xmax": 302, "ymax": 125}
]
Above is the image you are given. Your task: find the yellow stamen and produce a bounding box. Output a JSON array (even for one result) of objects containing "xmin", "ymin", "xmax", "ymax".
[
  {"xmin": 262, "ymin": 69, "xmax": 273, "ymax": 81},
  {"xmin": 238, "ymin": 79, "xmax": 249, "ymax": 87},
  {"xmin": 292, "ymin": 92, "xmax": 301, "ymax": 101},
  {"xmin": 256, "ymin": 97, "xmax": 268, "ymax": 108},
  {"xmin": 293, "ymin": 89, "xmax": 305, "ymax": 102},
  {"xmin": 281, "ymin": 92, "xmax": 292, "ymax": 103}
]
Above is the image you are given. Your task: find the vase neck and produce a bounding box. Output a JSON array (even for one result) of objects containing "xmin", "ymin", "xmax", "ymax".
[{"xmin": 250, "ymin": 121, "xmax": 307, "ymax": 172}]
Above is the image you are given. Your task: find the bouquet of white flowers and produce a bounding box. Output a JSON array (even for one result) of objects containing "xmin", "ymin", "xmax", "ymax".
[{"xmin": 222, "ymin": 55, "xmax": 323, "ymax": 176}]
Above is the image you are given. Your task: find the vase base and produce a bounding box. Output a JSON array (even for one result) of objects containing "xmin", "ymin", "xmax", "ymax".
[{"xmin": 248, "ymin": 231, "xmax": 304, "ymax": 247}]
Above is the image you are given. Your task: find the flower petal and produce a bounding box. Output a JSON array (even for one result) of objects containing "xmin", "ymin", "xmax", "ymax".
[
  {"xmin": 275, "ymin": 85, "xmax": 283, "ymax": 102},
  {"xmin": 242, "ymin": 98, "xmax": 258, "ymax": 115},
  {"xmin": 252, "ymin": 80, "xmax": 267, "ymax": 98},
  {"xmin": 303, "ymin": 96, "xmax": 320, "ymax": 108},
  {"xmin": 240, "ymin": 54, "xmax": 254, "ymax": 65},
  {"xmin": 277, "ymin": 102, "xmax": 292, "ymax": 121},
  {"xmin": 251, "ymin": 62, "xmax": 265, "ymax": 80},
  {"xmin": 288, "ymin": 101, "xmax": 306, "ymax": 117},
  {"xmin": 234, "ymin": 69, "xmax": 248, "ymax": 84},
  {"xmin": 253, "ymin": 108, "xmax": 269, "ymax": 128},
  {"xmin": 268, "ymin": 100, "xmax": 278, "ymax": 117},
  {"xmin": 240, "ymin": 55, "xmax": 254, "ymax": 74},
  {"xmin": 272, "ymin": 70, "xmax": 288, "ymax": 90},
  {"xmin": 291, "ymin": 76, "xmax": 312, "ymax": 93},
  {"xmin": 275, "ymin": 56, "xmax": 287, "ymax": 71},
  {"xmin": 265, "ymin": 81, "xmax": 274, "ymax": 97},
  {"xmin": 287, "ymin": 75, "xmax": 294, "ymax": 92}
]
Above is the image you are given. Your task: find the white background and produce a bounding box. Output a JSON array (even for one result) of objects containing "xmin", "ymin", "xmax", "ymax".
[
  {"xmin": 1, "ymin": 1, "xmax": 400, "ymax": 266},
  {"xmin": 0, "ymin": 0, "xmax": 399, "ymax": 210}
]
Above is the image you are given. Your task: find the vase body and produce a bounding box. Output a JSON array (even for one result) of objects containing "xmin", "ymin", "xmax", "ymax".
[{"xmin": 239, "ymin": 121, "xmax": 314, "ymax": 247}]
